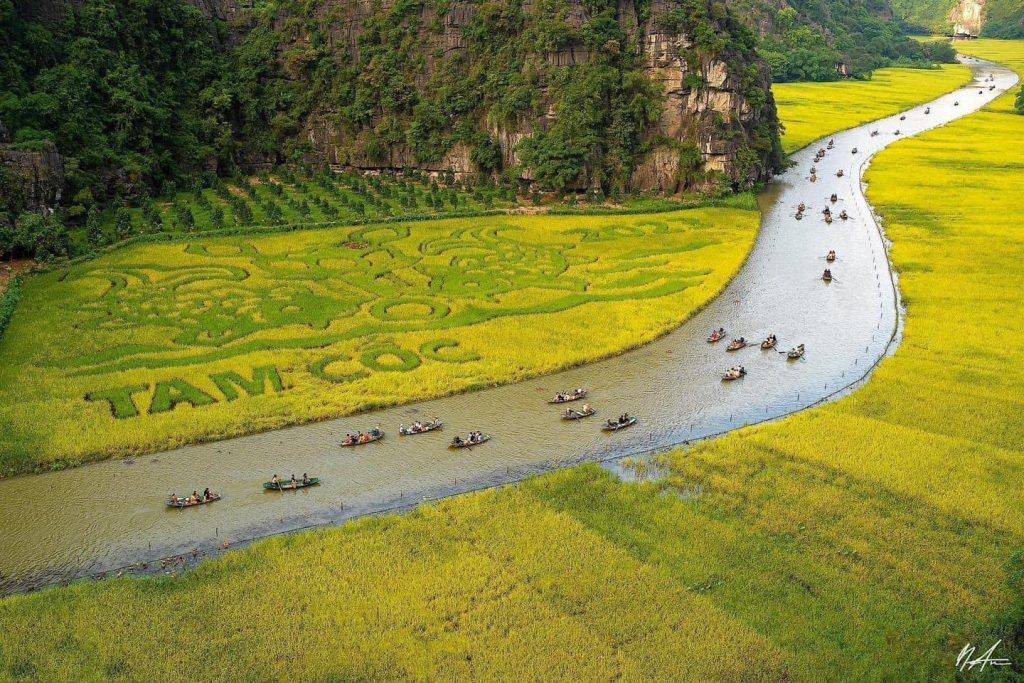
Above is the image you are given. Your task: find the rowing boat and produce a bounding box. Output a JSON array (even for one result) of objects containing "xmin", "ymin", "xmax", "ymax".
[
  {"xmin": 563, "ymin": 407, "xmax": 596, "ymax": 420},
  {"xmin": 399, "ymin": 421, "xmax": 442, "ymax": 435},
  {"xmin": 341, "ymin": 432, "xmax": 384, "ymax": 447},
  {"xmin": 450, "ymin": 435, "xmax": 491, "ymax": 449},
  {"xmin": 167, "ymin": 493, "xmax": 221, "ymax": 508},
  {"xmin": 602, "ymin": 417, "xmax": 637, "ymax": 432},
  {"xmin": 549, "ymin": 390, "xmax": 587, "ymax": 404},
  {"xmin": 264, "ymin": 478, "xmax": 320, "ymax": 491}
]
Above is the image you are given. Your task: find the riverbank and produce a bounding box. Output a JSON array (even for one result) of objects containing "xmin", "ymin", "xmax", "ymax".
[
  {"xmin": 0, "ymin": 46, "xmax": 1017, "ymax": 678},
  {"xmin": 774, "ymin": 63, "xmax": 972, "ymax": 152}
]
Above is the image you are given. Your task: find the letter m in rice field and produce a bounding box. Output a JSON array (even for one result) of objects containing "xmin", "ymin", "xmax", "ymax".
[{"xmin": 210, "ymin": 366, "xmax": 285, "ymax": 402}]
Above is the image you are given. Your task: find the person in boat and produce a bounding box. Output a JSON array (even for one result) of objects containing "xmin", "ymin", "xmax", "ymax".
[
  {"xmin": 453, "ymin": 435, "xmax": 464, "ymax": 446},
  {"xmin": 582, "ymin": 403, "xmax": 591, "ymax": 414},
  {"xmin": 289, "ymin": 475, "xmax": 296, "ymax": 486},
  {"xmin": 823, "ymin": 269, "xmax": 832, "ymax": 279},
  {"xmin": 840, "ymin": 210, "xmax": 848, "ymax": 220},
  {"xmin": 203, "ymin": 487, "xmax": 211, "ymax": 501},
  {"xmin": 170, "ymin": 493, "xmax": 180, "ymax": 505},
  {"xmin": 303, "ymin": 473, "xmax": 310, "ymax": 485},
  {"xmin": 371, "ymin": 427, "xmax": 382, "ymax": 438},
  {"xmin": 271, "ymin": 474, "xmax": 279, "ymax": 486},
  {"xmin": 823, "ymin": 206, "xmax": 831, "ymax": 215},
  {"xmin": 191, "ymin": 490, "xmax": 200, "ymax": 504}
]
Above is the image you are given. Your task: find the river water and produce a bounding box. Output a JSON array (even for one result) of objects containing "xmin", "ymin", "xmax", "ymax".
[{"xmin": 0, "ymin": 58, "xmax": 1016, "ymax": 593}]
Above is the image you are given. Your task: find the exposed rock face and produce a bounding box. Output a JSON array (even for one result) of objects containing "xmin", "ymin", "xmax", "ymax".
[
  {"xmin": 0, "ymin": 141, "xmax": 65, "ymax": 216},
  {"xmin": 246, "ymin": 0, "xmax": 781, "ymax": 193},
  {"xmin": 949, "ymin": 0, "xmax": 985, "ymax": 35}
]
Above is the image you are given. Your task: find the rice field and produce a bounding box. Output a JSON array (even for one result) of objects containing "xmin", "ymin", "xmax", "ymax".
[
  {"xmin": 96, "ymin": 170, "xmax": 515, "ymax": 243},
  {"xmin": 0, "ymin": 41, "xmax": 1020, "ymax": 683},
  {"xmin": 0, "ymin": 202, "xmax": 759, "ymax": 475},
  {"xmin": 774, "ymin": 63, "xmax": 972, "ymax": 152}
]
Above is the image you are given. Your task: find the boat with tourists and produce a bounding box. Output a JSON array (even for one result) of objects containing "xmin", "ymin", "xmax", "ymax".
[
  {"xmin": 167, "ymin": 490, "xmax": 220, "ymax": 508},
  {"xmin": 562, "ymin": 405, "xmax": 596, "ymax": 420},
  {"xmin": 549, "ymin": 388, "xmax": 587, "ymax": 404},
  {"xmin": 760, "ymin": 334, "xmax": 777, "ymax": 350},
  {"xmin": 787, "ymin": 344, "xmax": 806, "ymax": 360},
  {"xmin": 602, "ymin": 415, "xmax": 637, "ymax": 431},
  {"xmin": 722, "ymin": 366, "xmax": 746, "ymax": 381},
  {"xmin": 399, "ymin": 419, "xmax": 443, "ymax": 436},
  {"xmin": 727, "ymin": 338, "xmax": 748, "ymax": 351},
  {"xmin": 707, "ymin": 327, "xmax": 726, "ymax": 343},
  {"xmin": 341, "ymin": 429, "xmax": 384, "ymax": 447},
  {"xmin": 264, "ymin": 474, "xmax": 320, "ymax": 491},
  {"xmin": 450, "ymin": 432, "xmax": 490, "ymax": 449}
]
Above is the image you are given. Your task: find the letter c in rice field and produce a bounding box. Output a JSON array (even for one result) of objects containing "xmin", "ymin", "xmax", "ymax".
[
  {"xmin": 85, "ymin": 384, "xmax": 150, "ymax": 419},
  {"xmin": 149, "ymin": 379, "xmax": 217, "ymax": 415},
  {"xmin": 420, "ymin": 339, "xmax": 480, "ymax": 363},
  {"xmin": 210, "ymin": 366, "xmax": 285, "ymax": 401}
]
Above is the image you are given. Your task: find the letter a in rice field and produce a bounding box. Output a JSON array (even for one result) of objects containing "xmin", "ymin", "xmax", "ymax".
[
  {"xmin": 85, "ymin": 384, "xmax": 150, "ymax": 419},
  {"xmin": 210, "ymin": 366, "xmax": 285, "ymax": 401},
  {"xmin": 149, "ymin": 379, "xmax": 217, "ymax": 415}
]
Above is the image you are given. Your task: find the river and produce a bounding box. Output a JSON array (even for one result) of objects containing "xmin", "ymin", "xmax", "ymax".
[{"xmin": 0, "ymin": 57, "xmax": 1016, "ymax": 594}]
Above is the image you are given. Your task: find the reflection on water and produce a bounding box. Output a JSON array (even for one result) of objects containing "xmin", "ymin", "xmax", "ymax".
[{"xmin": 0, "ymin": 58, "xmax": 1015, "ymax": 593}]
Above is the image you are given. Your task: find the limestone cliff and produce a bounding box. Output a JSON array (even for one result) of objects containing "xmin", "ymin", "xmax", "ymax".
[
  {"xmin": 236, "ymin": 0, "xmax": 782, "ymax": 193},
  {"xmin": 950, "ymin": 0, "xmax": 985, "ymax": 34}
]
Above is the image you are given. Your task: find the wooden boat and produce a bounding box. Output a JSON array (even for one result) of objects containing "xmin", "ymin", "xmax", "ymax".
[
  {"xmin": 809, "ymin": 167, "xmax": 816, "ymax": 175},
  {"xmin": 340, "ymin": 431, "xmax": 384, "ymax": 447},
  {"xmin": 400, "ymin": 420, "xmax": 442, "ymax": 436},
  {"xmin": 839, "ymin": 211, "xmax": 849, "ymax": 220},
  {"xmin": 893, "ymin": 130, "xmax": 901, "ymax": 136},
  {"xmin": 563, "ymin": 407, "xmax": 596, "ymax": 420},
  {"xmin": 822, "ymin": 270, "xmax": 833, "ymax": 282},
  {"xmin": 836, "ymin": 169, "xmax": 844, "ymax": 178},
  {"xmin": 870, "ymin": 130, "xmax": 879, "ymax": 137},
  {"xmin": 851, "ymin": 147, "xmax": 858, "ymax": 154},
  {"xmin": 900, "ymin": 115, "xmax": 906, "ymax": 121},
  {"xmin": 810, "ymin": 174, "xmax": 817, "ymax": 183},
  {"xmin": 760, "ymin": 337, "xmax": 777, "ymax": 350},
  {"xmin": 825, "ymin": 214, "xmax": 833, "ymax": 224},
  {"xmin": 167, "ymin": 493, "xmax": 221, "ymax": 508},
  {"xmin": 798, "ymin": 202, "xmax": 806, "ymax": 212},
  {"xmin": 925, "ymin": 107, "xmax": 930, "ymax": 114},
  {"xmin": 450, "ymin": 434, "xmax": 490, "ymax": 449},
  {"xmin": 826, "ymin": 251, "xmax": 836, "ymax": 262},
  {"xmin": 721, "ymin": 367, "xmax": 746, "ymax": 381},
  {"xmin": 264, "ymin": 477, "xmax": 320, "ymax": 491},
  {"xmin": 707, "ymin": 329, "xmax": 726, "ymax": 343},
  {"xmin": 726, "ymin": 338, "xmax": 748, "ymax": 351},
  {"xmin": 787, "ymin": 345, "xmax": 806, "ymax": 360},
  {"xmin": 830, "ymin": 193, "xmax": 838, "ymax": 203},
  {"xmin": 602, "ymin": 417, "xmax": 637, "ymax": 432},
  {"xmin": 795, "ymin": 212, "xmax": 804, "ymax": 221},
  {"xmin": 549, "ymin": 389, "xmax": 587, "ymax": 404}
]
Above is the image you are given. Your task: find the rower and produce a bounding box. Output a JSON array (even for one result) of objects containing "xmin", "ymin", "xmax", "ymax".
[
  {"xmin": 271, "ymin": 474, "xmax": 279, "ymax": 485},
  {"xmin": 303, "ymin": 473, "xmax": 310, "ymax": 484}
]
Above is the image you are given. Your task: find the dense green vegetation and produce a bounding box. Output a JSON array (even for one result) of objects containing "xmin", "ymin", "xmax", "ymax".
[
  {"xmin": 745, "ymin": 0, "xmax": 957, "ymax": 81},
  {"xmin": 0, "ymin": 0, "xmax": 223, "ymax": 209}
]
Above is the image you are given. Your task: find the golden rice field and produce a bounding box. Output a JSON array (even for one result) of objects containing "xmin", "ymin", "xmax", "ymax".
[
  {"xmin": 0, "ymin": 204, "xmax": 758, "ymax": 475},
  {"xmin": 0, "ymin": 41, "xmax": 1020, "ymax": 683},
  {"xmin": 774, "ymin": 63, "xmax": 972, "ymax": 152}
]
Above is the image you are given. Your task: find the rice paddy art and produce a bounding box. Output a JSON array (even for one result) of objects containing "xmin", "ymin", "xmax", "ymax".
[{"xmin": 0, "ymin": 207, "xmax": 758, "ymax": 473}]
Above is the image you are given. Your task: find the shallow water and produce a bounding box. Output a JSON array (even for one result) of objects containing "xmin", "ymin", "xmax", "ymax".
[{"xmin": 0, "ymin": 58, "xmax": 1016, "ymax": 592}]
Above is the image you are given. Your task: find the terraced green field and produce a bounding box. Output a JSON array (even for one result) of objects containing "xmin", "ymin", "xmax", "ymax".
[{"xmin": 0, "ymin": 201, "xmax": 759, "ymax": 474}]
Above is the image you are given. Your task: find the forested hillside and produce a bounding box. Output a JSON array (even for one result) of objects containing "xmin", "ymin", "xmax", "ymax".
[{"xmin": 0, "ymin": 0, "xmax": 963, "ymax": 261}]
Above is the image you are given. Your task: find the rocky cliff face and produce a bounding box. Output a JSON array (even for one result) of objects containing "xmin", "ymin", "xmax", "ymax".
[
  {"xmin": 0, "ymin": 124, "xmax": 65, "ymax": 217},
  {"xmin": 249, "ymin": 0, "xmax": 782, "ymax": 193},
  {"xmin": 950, "ymin": 0, "xmax": 985, "ymax": 34}
]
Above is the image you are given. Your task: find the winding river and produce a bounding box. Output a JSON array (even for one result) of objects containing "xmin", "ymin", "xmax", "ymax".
[{"xmin": 0, "ymin": 57, "xmax": 1016, "ymax": 593}]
